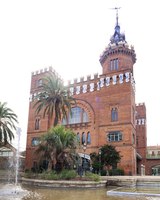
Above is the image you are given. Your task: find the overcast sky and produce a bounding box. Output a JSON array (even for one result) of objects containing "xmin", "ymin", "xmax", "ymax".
[{"xmin": 0, "ymin": 0, "xmax": 159, "ymax": 150}]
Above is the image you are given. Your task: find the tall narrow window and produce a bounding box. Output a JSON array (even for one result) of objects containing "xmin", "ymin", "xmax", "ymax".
[
  {"xmin": 77, "ymin": 132, "xmax": 80, "ymax": 144},
  {"xmin": 37, "ymin": 79, "xmax": 43, "ymax": 87},
  {"xmin": 82, "ymin": 109, "xmax": 88, "ymax": 123},
  {"xmin": 35, "ymin": 118, "xmax": 40, "ymax": 130},
  {"xmin": 82, "ymin": 132, "xmax": 86, "ymax": 144},
  {"xmin": 132, "ymin": 133, "xmax": 135, "ymax": 144},
  {"xmin": 115, "ymin": 58, "xmax": 118, "ymax": 70},
  {"xmin": 110, "ymin": 60, "xmax": 113, "ymax": 71},
  {"xmin": 111, "ymin": 108, "xmax": 118, "ymax": 122},
  {"xmin": 110, "ymin": 58, "xmax": 119, "ymax": 71},
  {"xmin": 87, "ymin": 132, "xmax": 91, "ymax": 144}
]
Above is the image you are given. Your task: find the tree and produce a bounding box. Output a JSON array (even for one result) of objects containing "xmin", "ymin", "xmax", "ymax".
[
  {"xmin": 0, "ymin": 102, "xmax": 18, "ymax": 145},
  {"xmin": 36, "ymin": 125, "xmax": 78, "ymax": 172},
  {"xmin": 100, "ymin": 144, "xmax": 121, "ymax": 170},
  {"xmin": 33, "ymin": 72, "xmax": 76, "ymax": 127},
  {"xmin": 90, "ymin": 144, "xmax": 121, "ymax": 174}
]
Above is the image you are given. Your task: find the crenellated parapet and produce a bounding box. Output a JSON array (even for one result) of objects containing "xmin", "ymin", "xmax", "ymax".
[
  {"xmin": 68, "ymin": 71, "xmax": 135, "ymax": 96},
  {"xmin": 68, "ymin": 73, "xmax": 99, "ymax": 85},
  {"xmin": 136, "ymin": 118, "xmax": 146, "ymax": 126},
  {"xmin": 31, "ymin": 66, "xmax": 62, "ymax": 80},
  {"xmin": 136, "ymin": 103, "xmax": 145, "ymax": 106}
]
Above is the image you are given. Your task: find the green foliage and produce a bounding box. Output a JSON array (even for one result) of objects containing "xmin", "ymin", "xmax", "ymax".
[
  {"xmin": 108, "ymin": 168, "xmax": 124, "ymax": 176},
  {"xmin": 90, "ymin": 144, "xmax": 122, "ymax": 175},
  {"xmin": 23, "ymin": 170, "xmax": 36, "ymax": 179},
  {"xmin": 39, "ymin": 171, "xmax": 59, "ymax": 180},
  {"xmin": 90, "ymin": 152, "xmax": 102, "ymax": 174},
  {"xmin": 100, "ymin": 144, "xmax": 121, "ymax": 169},
  {"xmin": 33, "ymin": 72, "xmax": 76, "ymax": 126},
  {"xmin": 24, "ymin": 169, "xmax": 77, "ymax": 180},
  {"xmin": 100, "ymin": 169, "xmax": 107, "ymax": 176},
  {"xmin": 58, "ymin": 169, "xmax": 77, "ymax": 180},
  {"xmin": 0, "ymin": 102, "xmax": 18, "ymax": 144},
  {"xmin": 85, "ymin": 172, "xmax": 100, "ymax": 182},
  {"xmin": 36, "ymin": 125, "xmax": 78, "ymax": 172}
]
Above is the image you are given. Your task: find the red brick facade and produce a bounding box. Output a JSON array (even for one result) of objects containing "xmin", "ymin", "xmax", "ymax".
[{"xmin": 25, "ymin": 19, "xmax": 150, "ymax": 175}]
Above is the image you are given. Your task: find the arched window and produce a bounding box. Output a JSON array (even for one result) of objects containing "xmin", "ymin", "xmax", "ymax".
[
  {"xmin": 63, "ymin": 106, "xmax": 89, "ymax": 125},
  {"xmin": 87, "ymin": 132, "xmax": 91, "ymax": 144},
  {"xmin": 77, "ymin": 132, "xmax": 80, "ymax": 144},
  {"xmin": 35, "ymin": 118, "xmax": 40, "ymax": 130},
  {"xmin": 111, "ymin": 107, "xmax": 118, "ymax": 122},
  {"xmin": 69, "ymin": 107, "xmax": 81, "ymax": 124},
  {"xmin": 82, "ymin": 132, "xmax": 86, "ymax": 144},
  {"xmin": 37, "ymin": 79, "xmax": 43, "ymax": 87}
]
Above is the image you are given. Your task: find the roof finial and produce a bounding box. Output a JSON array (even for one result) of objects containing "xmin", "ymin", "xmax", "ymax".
[
  {"xmin": 109, "ymin": 7, "xmax": 126, "ymax": 45},
  {"xmin": 111, "ymin": 7, "xmax": 121, "ymax": 26}
]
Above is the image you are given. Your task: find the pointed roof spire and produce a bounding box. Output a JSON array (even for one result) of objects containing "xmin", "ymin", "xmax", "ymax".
[
  {"xmin": 115, "ymin": 7, "xmax": 120, "ymax": 26},
  {"xmin": 110, "ymin": 7, "xmax": 126, "ymax": 45}
]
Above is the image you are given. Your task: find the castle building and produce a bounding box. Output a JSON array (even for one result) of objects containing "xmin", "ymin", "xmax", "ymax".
[{"xmin": 25, "ymin": 12, "xmax": 147, "ymax": 175}]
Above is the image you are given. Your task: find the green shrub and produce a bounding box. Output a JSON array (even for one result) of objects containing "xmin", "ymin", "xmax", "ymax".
[
  {"xmin": 23, "ymin": 170, "xmax": 36, "ymax": 178},
  {"xmin": 85, "ymin": 172, "xmax": 100, "ymax": 182},
  {"xmin": 59, "ymin": 169, "xmax": 77, "ymax": 180},
  {"xmin": 100, "ymin": 169, "xmax": 107, "ymax": 176},
  {"xmin": 39, "ymin": 171, "xmax": 59, "ymax": 180},
  {"xmin": 108, "ymin": 168, "xmax": 124, "ymax": 176}
]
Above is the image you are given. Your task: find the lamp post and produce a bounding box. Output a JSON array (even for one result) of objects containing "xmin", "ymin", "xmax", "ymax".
[
  {"xmin": 99, "ymin": 149, "xmax": 101, "ymax": 175},
  {"xmin": 83, "ymin": 143, "xmax": 87, "ymax": 176}
]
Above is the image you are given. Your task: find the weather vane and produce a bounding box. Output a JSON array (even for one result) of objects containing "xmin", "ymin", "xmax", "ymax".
[{"xmin": 110, "ymin": 7, "xmax": 121, "ymax": 25}]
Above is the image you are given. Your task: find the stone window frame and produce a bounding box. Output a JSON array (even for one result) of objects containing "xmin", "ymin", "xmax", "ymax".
[
  {"xmin": 35, "ymin": 118, "xmax": 40, "ymax": 130},
  {"xmin": 62, "ymin": 106, "xmax": 89, "ymax": 125},
  {"xmin": 107, "ymin": 131, "xmax": 122, "ymax": 142},
  {"xmin": 37, "ymin": 79, "xmax": 43, "ymax": 87},
  {"xmin": 111, "ymin": 107, "xmax": 118, "ymax": 122},
  {"xmin": 110, "ymin": 58, "xmax": 119, "ymax": 71}
]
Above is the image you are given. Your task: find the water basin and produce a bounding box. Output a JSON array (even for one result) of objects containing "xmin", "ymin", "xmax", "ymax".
[{"xmin": 1, "ymin": 183, "xmax": 160, "ymax": 200}]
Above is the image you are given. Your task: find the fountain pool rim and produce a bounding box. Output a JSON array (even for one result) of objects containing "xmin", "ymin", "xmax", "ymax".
[
  {"xmin": 107, "ymin": 186, "xmax": 160, "ymax": 197},
  {"xmin": 20, "ymin": 177, "xmax": 107, "ymax": 188}
]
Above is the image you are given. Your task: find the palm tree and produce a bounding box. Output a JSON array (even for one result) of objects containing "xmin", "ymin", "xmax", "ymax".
[
  {"xmin": 33, "ymin": 72, "xmax": 76, "ymax": 127},
  {"xmin": 0, "ymin": 102, "xmax": 18, "ymax": 145},
  {"xmin": 36, "ymin": 125, "xmax": 78, "ymax": 171}
]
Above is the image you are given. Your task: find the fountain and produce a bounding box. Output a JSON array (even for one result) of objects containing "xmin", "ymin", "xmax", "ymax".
[
  {"xmin": 1, "ymin": 129, "xmax": 160, "ymax": 200},
  {"xmin": 0, "ymin": 127, "xmax": 31, "ymax": 199}
]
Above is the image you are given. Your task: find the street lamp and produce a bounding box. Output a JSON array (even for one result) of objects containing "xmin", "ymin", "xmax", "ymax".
[
  {"xmin": 99, "ymin": 149, "xmax": 101, "ymax": 175},
  {"xmin": 83, "ymin": 143, "xmax": 87, "ymax": 176}
]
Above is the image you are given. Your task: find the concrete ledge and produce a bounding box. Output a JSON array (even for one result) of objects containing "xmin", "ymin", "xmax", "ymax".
[
  {"xmin": 21, "ymin": 177, "xmax": 107, "ymax": 188},
  {"xmin": 101, "ymin": 176, "xmax": 160, "ymax": 187}
]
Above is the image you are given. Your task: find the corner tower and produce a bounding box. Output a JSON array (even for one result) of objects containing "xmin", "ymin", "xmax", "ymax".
[{"xmin": 97, "ymin": 9, "xmax": 137, "ymax": 175}]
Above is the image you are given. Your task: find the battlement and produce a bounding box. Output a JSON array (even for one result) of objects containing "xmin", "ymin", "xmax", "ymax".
[
  {"xmin": 31, "ymin": 66, "xmax": 62, "ymax": 80},
  {"xmin": 136, "ymin": 103, "xmax": 145, "ymax": 107},
  {"xmin": 67, "ymin": 71, "xmax": 135, "ymax": 96},
  {"xmin": 67, "ymin": 73, "xmax": 99, "ymax": 85}
]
